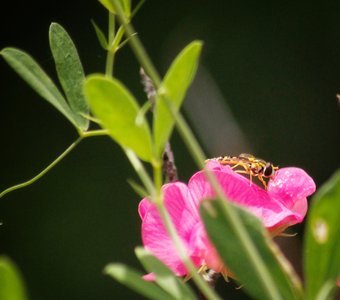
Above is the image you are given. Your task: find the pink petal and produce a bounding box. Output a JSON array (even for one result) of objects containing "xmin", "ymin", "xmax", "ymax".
[
  {"xmin": 268, "ymin": 167, "xmax": 316, "ymax": 213},
  {"xmin": 191, "ymin": 222, "xmax": 224, "ymax": 272},
  {"xmin": 205, "ymin": 159, "xmax": 236, "ymax": 174},
  {"xmin": 138, "ymin": 198, "xmax": 152, "ymax": 220},
  {"xmin": 140, "ymin": 182, "xmax": 202, "ymax": 276},
  {"xmin": 141, "ymin": 201, "xmax": 188, "ymax": 276},
  {"xmin": 190, "ymin": 164, "xmax": 307, "ymax": 229}
]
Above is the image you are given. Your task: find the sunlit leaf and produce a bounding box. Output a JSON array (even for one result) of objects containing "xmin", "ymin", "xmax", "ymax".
[
  {"xmin": 1, "ymin": 47, "xmax": 78, "ymax": 128},
  {"xmin": 153, "ymin": 41, "xmax": 202, "ymax": 156},
  {"xmin": 200, "ymin": 199, "xmax": 302, "ymax": 300},
  {"xmin": 84, "ymin": 74, "xmax": 153, "ymax": 162},
  {"xmin": 104, "ymin": 263, "xmax": 174, "ymax": 300},
  {"xmin": 0, "ymin": 256, "xmax": 28, "ymax": 300},
  {"xmin": 304, "ymin": 169, "xmax": 340, "ymax": 300},
  {"xmin": 49, "ymin": 22, "xmax": 89, "ymax": 131},
  {"xmin": 135, "ymin": 247, "xmax": 196, "ymax": 300}
]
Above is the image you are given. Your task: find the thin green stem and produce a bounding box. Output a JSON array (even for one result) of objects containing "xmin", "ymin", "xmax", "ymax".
[
  {"xmin": 105, "ymin": 11, "xmax": 116, "ymax": 77},
  {"xmin": 0, "ymin": 136, "xmax": 83, "ymax": 199},
  {"xmin": 152, "ymin": 160, "xmax": 163, "ymax": 203},
  {"xmin": 111, "ymin": 26, "xmax": 125, "ymax": 51},
  {"xmin": 80, "ymin": 129, "xmax": 109, "ymax": 138},
  {"xmin": 125, "ymin": 149, "xmax": 155, "ymax": 198},
  {"xmin": 109, "ymin": 0, "xmax": 161, "ymax": 87},
  {"xmin": 131, "ymin": 0, "xmax": 145, "ymax": 18},
  {"xmin": 0, "ymin": 130, "xmax": 110, "ymax": 200}
]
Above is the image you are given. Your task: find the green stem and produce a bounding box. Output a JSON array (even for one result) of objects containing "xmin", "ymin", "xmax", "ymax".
[
  {"xmin": 80, "ymin": 129, "xmax": 109, "ymax": 138},
  {"xmin": 152, "ymin": 160, "xmax": 163, "ymax": 203},
  {"xmin": 0, "ymin": 136, "xmax": 82, "ymax": 199},
  {"xmin": 125, "ymin": 149, "xmax": 155, "ymax": 198},
  {"xmin": 105, "ymin": 11, "xmax": 116, "ymax": 77},
  {"xmin": 0, "ymin": 130, "xmax": 110, "ymax": 200},
  {"xmin": 110, "ymin": 0, "xmax": 161, "ymax": 87}
]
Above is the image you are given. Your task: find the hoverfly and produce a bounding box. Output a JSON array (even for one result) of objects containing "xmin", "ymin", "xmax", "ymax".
[{"xmin": 208, "ymin": 153, "xmax": 278, "ymax": 189}]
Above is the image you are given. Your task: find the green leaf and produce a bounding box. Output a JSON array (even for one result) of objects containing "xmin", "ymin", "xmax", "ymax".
[
  {"xmin": 153, "ymin": 41, "xmax": 202, "ymax": 156},
  {"xmin": 131, "ymin": 0, "xmax": 145, "ymax": 19},
  {"xmin": 121, "ymin": 0, "xmax": 131, "ymax": 17},
  {"xmin": 304, "ymin": 169, "xmax": 340, "ymax": 300},
  {"xmin": 49, "ymin": 22, "xmax": 89, "ymax": 131},
  {"xmin": 84, "ymin": 74, "xmax": 153, "ymax": 162},
  {"xmin": 91, "ymin": 20, "xmax": 108, "ymax": 50},
  {"xmin": 135, "ymin": 247, "xmax": 196, "ymax": 300},
  {"xmin": 104, "ymin": 263, "xmax": 174, "ymax": 300},
  {"xmin": 0, "ymin": 256, "xmax": 28, "ymax": 300},
  {"xmin": 200, "ymin": 200, "xmax": 302, "ymax": 300},
  {"xmin": 99, "ymin": 0, "xmax": 115, "ymax": 13},
  {"xmin": 1, "ymin": 47, "xmax": 78, "ymax": 128},
  {"xmin": 99, "ymin": 0, "xmax": 131, "ymax": 17}
]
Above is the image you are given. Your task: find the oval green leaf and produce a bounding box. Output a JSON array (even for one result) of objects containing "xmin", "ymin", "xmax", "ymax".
[
  {"xmin": 153, "ymin": 41, "xmax": 202, "ymax": 156},
  {"xmin": 135, "ymin": 247, "xmax": 196, "ymax": 300},
  {"xmin": 84, "ymin": 75, "xmax": 153, "ymax": 162},
  {"xmin": 304, "ymin": 169, "xmax": 340, "ymax": 300},
  {"xmin": 49, "ymin": 22, "xmax": 89, "ymax": 131},
  {"xmin": 1, "ymin": 47, "xmax": 78, "ymax": 128},
  {"xmin": 104, "ymin": 263, "xmax": 174, "ymax": 300},
  {"xmin": 0, "ymin": 256, "xmax": 28, "ymax": 300},
  {"xmin": 200, "ymin": 200, "xmax": 303, "ymax": 300}
]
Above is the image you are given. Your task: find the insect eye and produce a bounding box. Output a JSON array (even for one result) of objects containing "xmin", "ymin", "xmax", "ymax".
[{"xmin": 263, "ymin": 163, "xmax": 274, "ymax": 177}]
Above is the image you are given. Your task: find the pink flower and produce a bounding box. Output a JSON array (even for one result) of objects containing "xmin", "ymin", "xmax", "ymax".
[{"xmin": 139, "ymin": 160, "xmax": 316, "ymax": 278}]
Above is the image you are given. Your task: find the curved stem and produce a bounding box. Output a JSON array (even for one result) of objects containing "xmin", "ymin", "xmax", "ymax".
[
  {"xmin": 0, "ymin": 130, "xmax": 110, "ymax": 200},
  {"xmin": 0, "ymin": 136, "xmax": 83, "ymax": 199}
]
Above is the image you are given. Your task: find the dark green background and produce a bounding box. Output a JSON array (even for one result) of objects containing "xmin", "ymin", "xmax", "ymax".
[{"xmin": 1, "ymin": 1, "xmax": 339, "ymax": 299}]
